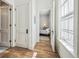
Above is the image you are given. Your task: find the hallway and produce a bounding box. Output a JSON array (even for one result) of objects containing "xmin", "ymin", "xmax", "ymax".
[
  {"xmin": 35, "ymin": 36, "xmax": 59, "ymax": 58},
  {"xmin": 0, "ymin": 0, "xmax": 79, "ymax": 58},
  {"xmin": 0, "ymin": 36, "xmax": 59, "ymax": 58}
]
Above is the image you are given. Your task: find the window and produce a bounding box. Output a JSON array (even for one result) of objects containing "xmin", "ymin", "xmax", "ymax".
[{"xmin": 59, "ymin": 0, "xmax": 74, "ymax": 48}]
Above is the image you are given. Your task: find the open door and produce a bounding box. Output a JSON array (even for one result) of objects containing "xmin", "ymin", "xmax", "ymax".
[
  {"xmin": 50, "ymin": 0, "xmax": 56, "ymax": 52},
  {"xmin": 15, "ymin": 3, "xmax": 29, "ymax": 48}
]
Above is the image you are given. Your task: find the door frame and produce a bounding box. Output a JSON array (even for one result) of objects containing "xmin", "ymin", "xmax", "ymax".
[
  {"xmin": 50, "ymin": 0, "xmax": 56, "ymax": 52},
  {"xmin": 36, "ymin": 0, "xmax": 56, "ymax": 52}
]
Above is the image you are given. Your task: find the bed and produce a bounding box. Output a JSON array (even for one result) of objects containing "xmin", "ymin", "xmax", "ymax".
[{"xmin": 40, "ymin": 27, "xmax": 50, "ymax": 35}]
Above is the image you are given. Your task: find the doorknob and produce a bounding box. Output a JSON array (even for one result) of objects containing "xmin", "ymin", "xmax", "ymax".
[
  {"xmin": 52, "ymin": 31, "xmax": 53, "ymax": 32},
  {"xmin": 51, "ymin": 30, "xmax": 53, "ymax": 33},
  {"xmin": 26, "ymin": 29, "xmax": 28, "ymax": 34}
]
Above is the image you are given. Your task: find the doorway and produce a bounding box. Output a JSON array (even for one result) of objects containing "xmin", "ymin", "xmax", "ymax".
[
  {"xmin": 36, "ymin": 0, "xmax": 56, "ymax": 52},
  {"xmin": 0, "ymin": 1, "xmax": 12, "ymax": 49},
  {"xmin": 39, "ymin": 11, "xmax": 50, "ymax": 41}
]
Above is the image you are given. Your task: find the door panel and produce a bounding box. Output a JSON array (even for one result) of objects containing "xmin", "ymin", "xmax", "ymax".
[
  {"xmin": 0, "ymin": 7, "xmax": 10, "ymax": 47},
  {"xmin": 50, "ymin": 1, "xmax": 56, "ymax": 52},
  {"xmin": 16, "ymin": 5, "xmax": 28, "ymax": 48}
]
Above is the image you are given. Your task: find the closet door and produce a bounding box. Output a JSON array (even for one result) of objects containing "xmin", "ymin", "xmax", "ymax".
[{"xmin": 0, "ymin": 7, "xmax": 10, "ymax": 47}]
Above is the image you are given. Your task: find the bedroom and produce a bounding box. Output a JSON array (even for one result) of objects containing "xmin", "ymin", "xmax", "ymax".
[
  {"xmin": 36, "ymin": 0, "xmax": 53, "ymax": 43},
  {"xmin": 39, "ymin": 10, "xmax": 50, "ymax": 36}
]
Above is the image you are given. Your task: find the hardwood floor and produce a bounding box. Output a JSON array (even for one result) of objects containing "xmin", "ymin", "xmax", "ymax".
[
  {"xmin": 0, "ymin": 36, "xmax": 59, "ymax": 58},
  {"xmin": 34, "ymin": 36, "xmax": 59, "ymax": 58},
  {"xmin": 0, "ymin": 47, "xmax": 33, "ymax": 58}
]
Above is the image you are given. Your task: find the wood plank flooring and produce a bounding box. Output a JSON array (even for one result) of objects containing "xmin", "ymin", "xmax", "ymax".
[
  {"xmin": 0, "ymin": 47, "xmax": 33, "ymax": 58},
  {"xmin": 0, "ymin": 36, "xmax": 59, "ymax": 58},
  {"xmin": 34, "ymin": 36, "xmax": 59, "ymax": 58}
]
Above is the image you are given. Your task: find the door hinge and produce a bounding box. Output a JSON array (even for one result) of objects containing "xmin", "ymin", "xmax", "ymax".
[
  {"xmin": 15, "ymin": 24, "xmax": 16, "ymax": 27},
  {"xmin": 26, "ymin": 29, "xmax": 28, "ymax": 34},
  {"xmin": 9, "ymin": 8, "xmax": 12, "ymax": 11},
  {"xmin": 9, "ymin": 40, "xmax": 12, "ymax": 43},
  {"xmin": 15, "ymin": 8, "xmax": 16, "ymax": 11},
  {"xmin": 15, "ymin": 40, "xmax": 16, "ymax": 42},
  {"xmin": 10, "ymin": 24, "xmax": 12, "ymax": 27}
]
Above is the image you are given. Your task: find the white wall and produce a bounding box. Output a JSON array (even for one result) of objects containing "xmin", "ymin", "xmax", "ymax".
[
  {"xmin": 14, "ymin": 0, "xmax": 29, "ymax": 6},
  {"xmin": 40, "ymin": 15, "xmax": 50, "ymax": 29}
]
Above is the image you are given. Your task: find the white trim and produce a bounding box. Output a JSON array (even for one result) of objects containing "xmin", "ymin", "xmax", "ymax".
[
  {"xmin": 74, "ymin": 0, "xmax": 79, "ymax": 57},
  {"xmin": 58, "ymin": 39, "xmax": 74, "ymax": 56},
  {"xmin": 56, "ymin": 0, "xmax": 78, "ymax": 57},
  {"xmin": 59, "ymin": 0, "xmax": 74, "ymax": 50}
]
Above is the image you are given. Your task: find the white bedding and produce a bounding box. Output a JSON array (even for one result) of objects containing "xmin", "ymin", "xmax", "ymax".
[{"xmin": 40, "ymin": 28, "xmax": 50, "ymax": 35}]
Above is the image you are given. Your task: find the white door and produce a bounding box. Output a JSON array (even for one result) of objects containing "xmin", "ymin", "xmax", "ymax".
[
  {"xmin": 50, "ymin": 0, "xmax": 56, "ymax": 52},
  {"xmin": 16, "ymin": 4, "xmax": 29, "ymax": 48},
  {"xmin": 0, "ymin": 6, "xmax": 11, "ymax": 47}
]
